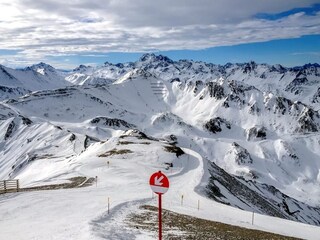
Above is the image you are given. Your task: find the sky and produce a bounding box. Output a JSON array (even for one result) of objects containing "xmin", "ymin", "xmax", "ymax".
[{"xmin": 0, "ymin": 0, "xmax": 319, "ymax": 69}]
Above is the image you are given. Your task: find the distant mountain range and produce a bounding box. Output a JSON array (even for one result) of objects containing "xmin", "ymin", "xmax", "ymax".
[{"xmin": 1, "ymin": 54, "xmax": 320, "ymax": 226}]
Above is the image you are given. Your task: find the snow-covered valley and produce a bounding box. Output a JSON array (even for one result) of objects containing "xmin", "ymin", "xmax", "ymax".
[{"xmin": 0, "ymin": 54, "xmax": 320, "ymax": 239}]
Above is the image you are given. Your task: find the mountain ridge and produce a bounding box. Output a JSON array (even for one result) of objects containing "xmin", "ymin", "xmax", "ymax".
[{"xmin": 0, "ymin": 54, "xmax": 320, "ymax": 227}]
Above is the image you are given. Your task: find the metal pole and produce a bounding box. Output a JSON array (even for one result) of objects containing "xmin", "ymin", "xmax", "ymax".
[
  {"xmin": 159, "ymin": 193, "xmax": 162, "ymax": 240},
  {"xmin": 252, "ymin": 212, "xmax": 254, "ymax": 225},
  {"xmin": 108, "ymin": 197, "xmax": 110, "ymax": 214}
]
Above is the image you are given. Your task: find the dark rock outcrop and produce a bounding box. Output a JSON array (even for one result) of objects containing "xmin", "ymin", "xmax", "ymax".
[
  {"xmin": 246, "ymin": 126, "xmax": 267, "ymax": 141},
  {"xmin": 90, "ymin": 117, "xmax": 136, "ymax": 129},
  {"xmin": 206, "ymin": 161, "xmax": 320, "ymax": 226},
  {"xmin": 206, "ymin": 82, "xmax": 225, "ymax": 99},
  {"xmin": 204, "ymin": 117, "xmax": 231, "ymax": 134},
  {"xmin": 228, "ymin": 142, "xmax": 253, "ymax": 165},
  {"xmin": 4, "ymin": 120, "xmax": 15, "ymax": 140}
]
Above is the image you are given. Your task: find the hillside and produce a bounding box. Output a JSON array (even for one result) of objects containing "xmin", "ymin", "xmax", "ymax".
[{"xmin": 0, "ymin": 54, "xmax": 320, "ymax": 239}]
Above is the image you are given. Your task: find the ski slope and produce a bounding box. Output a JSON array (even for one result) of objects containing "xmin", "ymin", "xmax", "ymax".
[
  {"xmin": 1, "ymin": 55, "xmax": 320, "ymax": 239},
  {"xmin": 1, "ymin": 139, "xmax": 320, "ymax": 240}
]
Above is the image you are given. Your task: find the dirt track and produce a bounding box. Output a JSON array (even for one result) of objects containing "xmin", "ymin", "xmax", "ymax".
[{"xmin": 127, "ymin": 205, "xmax": 301, "ymax": 240}]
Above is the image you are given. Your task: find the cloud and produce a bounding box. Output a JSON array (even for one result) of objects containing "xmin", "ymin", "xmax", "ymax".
[
  {"xmin": 292, "ymin": 52, "xmax": 320, "ymax": 57},
  {"xmin": 13, "ymin": 0, "xmax": 320, "ymax": 26},
  {"xmin": 0, "ymin": 0, "xmax": 319, "ymax": 67}
]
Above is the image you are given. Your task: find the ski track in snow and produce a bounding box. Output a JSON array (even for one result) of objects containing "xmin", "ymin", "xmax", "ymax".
[
  {"xmin": 90, "ymin": 199, "xmax": 153, "ymax": 240},
  {"xmin": 86, "ymin": 147, "xmax": 320, "ymax": 240},
  {"xmin": 1, "ymin": 121, "xmax": 320, "ymax": 239},
  {"xmin": 87, "ymin": 146, "xmax": 202, "ymax": 239}
]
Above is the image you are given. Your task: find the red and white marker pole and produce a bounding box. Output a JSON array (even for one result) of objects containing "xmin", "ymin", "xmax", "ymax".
[
  {"xmin": 149, "ymin": 171, "xmax": 169, "ymax": 240},
  {"xmin": 158, "ymin": 193, "xmax": 162, "ymax": 240}
]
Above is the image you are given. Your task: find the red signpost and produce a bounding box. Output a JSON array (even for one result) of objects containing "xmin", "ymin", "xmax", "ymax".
[{"xmin": 149, "ymin": 171, "xmax": 169, "ymax": 240}]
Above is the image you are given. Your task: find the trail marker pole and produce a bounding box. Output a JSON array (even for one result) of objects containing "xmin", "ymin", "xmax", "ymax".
[
  {"xmin": 158, "ymin": 193, "xmax": 162, "ymax": 240},
  {"xmin": 181, "ymin": 194, "xmax": 184, "ymax": 206},
  {"xmin": 252, "ymin": 211, "xmax": 255, "ymax": 225},
  {"xmin": 108, "ymin": 197, "xmax": 110, "ymax": 215},
  {"xmin": 149, "ymin": 171, "xmax": 169, "ymax": 240}
]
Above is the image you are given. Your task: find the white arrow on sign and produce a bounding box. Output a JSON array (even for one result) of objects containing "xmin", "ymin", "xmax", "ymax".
[{"xmin": 155, "ymin": 176, "xmax": 164, "ymax": 186}]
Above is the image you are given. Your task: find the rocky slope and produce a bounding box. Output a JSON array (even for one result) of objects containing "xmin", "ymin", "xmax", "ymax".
[{"xmin": 0, "ymin": 54, "xmax": 320, "ymax": 226}]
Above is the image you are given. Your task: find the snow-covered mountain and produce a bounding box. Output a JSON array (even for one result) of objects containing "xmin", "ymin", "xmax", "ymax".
[
  {"xmin": 0, "ymin": 63, "xmax": 70, "ymax": 100},
  {"xmin": 1, "ymin": 54, "xmax": 320, "ymax": 239},
  {"xmin": 67, "ymin": 54, "xmax": 320, "ymax": 106}
]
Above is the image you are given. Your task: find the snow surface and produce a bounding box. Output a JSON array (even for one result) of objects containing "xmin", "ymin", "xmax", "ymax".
[
  {"xmin": 1, "ymin": 55, "xmax": 320, "ymax": 239},
  {"xmin": 1, "ymin": 143, "xmax": 320, "ymax": 239}
]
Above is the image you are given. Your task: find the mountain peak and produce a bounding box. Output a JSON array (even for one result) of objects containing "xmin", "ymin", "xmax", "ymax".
[
  {"xmin": 24, "ymin": 62, "xmax": 56, "ymax": 73},
  {"xmin": 32, "ymin": 62, "xmax": 54, "ymax": 69},
  {"xmin": 139, "ymin": 53, "xmax": 174, "ymax": 64},
  {"xmin": 139, "ymin": 53, "xmax": 156, "ymax": 62},
  {"xmin": 302, "ymin": 63, "xmax": 320, "ymax": 69},
  {"xmin": 73, "ymin": 64, "xmax": 91, "ymax": 72}
]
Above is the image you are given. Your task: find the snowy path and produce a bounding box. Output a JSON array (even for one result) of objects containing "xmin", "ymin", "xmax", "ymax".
[
  {"xmin": 89, "ymin": 146, "xmax": 320, "ymax": 240},
  {"xmin": 84, "ymin": 146, "xmax": 205, "ymax": 239},
  {"xmin": 90, "ymin": 199, "xmax": 155, "ymax": 240},
  {"xmin": 1, "ymin": 146, "xmax": 320, "ymax": 239},
  {"xmin": 163, "ymin": 148, "xmax": 320, "ymax": 240}
]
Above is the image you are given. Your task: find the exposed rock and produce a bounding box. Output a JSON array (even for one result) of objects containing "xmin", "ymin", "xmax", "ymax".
[
  {"xmin": 30, "ymin": 88, "xmax": 75, "ymax": 98},
  {"xmin": 206, "ymin": 82, "xmax": 225, "ymax": 99},
  {"xmin": 278, "ymin": 141, "xmax": 300, "ymax": 166},
  {"xmin": 312, "ymin": 87, "xmax": 320, "ymax": 103},
  {"xmin": 223, "ymin": 94, "xmax": 245, "ymax": 108},
  {"xmin": 270, "ymin": 64, "xmax": 287, "ymax": 74},
  {"xmin": 139, "ymin": 53, "xmax": 174, "ymax": 65},
  {"xmin": 164, "ymin": 145, "xmax": 184, "ymax": 157},
  {"xmin": 248, "ymin": 102, "xmax": 261, "ymax": 114},
  {"xmin": 275, "ymin": 97, "xmax": 293, "ymax": 115},
  {"xmin": 69, "ymin": 134, "xmax": 76, "ymax": 142},
  {"xmin": 152, "ymin": 112, "xmax": 191, "ymax": 129},
  {"xmin": 206, "ymin": 161, "xmax": 320, "ymax": 226},
  {"xmin": 90, "ymin": 117, "xmax": 136, "ymax": 129},
  {"xmin": 296, "ymin": 107, "xmax": 319, "ymax": 133},
  {"xmin": 228, "ymin": 80, "xmax": 256, "ymax": 95},
  {"xmin": 170, "ymin": 77, "xmax": 180, "ymax": 83},
  {"xmin": 98, "ymin": 148, "xmax": 133, "ymax": 157},
  {"xmin": 121, "ymin": 129, "xmax": 154, "ymax": 141},
  {"xmin": 227, "ymin": 142, "xmax": 253, "ymax": 165},
  {"xmin": 204, "ymin": 117, "xmax": 231, "ymax": 134},
  {"xmin": 163, "ymin": 134, "xmax": 177, "ymax": 144},
  {"xmin": 206, "ymin": 161, "xmax": 286, "ymax": 218},
  {"xmin": 84, "ymin": 135, "xmax": 101, "ymax": 149},
  {"xmin": 242, "ymin": 61, "xmax": 257, "ymax": 74},
  {"xmin": 20, "ymin": 116, "xmax": 32, "ymax": 126},
  {"xmin": 4, "ymin": 120, "xmax": 15, "ymax": 140},
  {"xmin": 133, "ymin": 69, "xmax": 155, "ymax": 78},
  {"xmin": 246, "ymin": 126, "xmax": 267, "ymax": 141},
  {"xmin": 193, "ymin": 80, "xmax": 203, "ymax": 94},
  {"xmin": 285, "ymin": 75, "xmax": 308, "ymax": 95}
]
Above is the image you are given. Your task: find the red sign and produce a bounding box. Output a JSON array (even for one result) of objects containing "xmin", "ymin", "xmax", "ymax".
[
  {"xmin": 149, "ymin": 171, "xmax": 170, "ymax": 240},
  {"xmin": 149, "ymin": 171, "xmax": 169, "ymax": 195}
]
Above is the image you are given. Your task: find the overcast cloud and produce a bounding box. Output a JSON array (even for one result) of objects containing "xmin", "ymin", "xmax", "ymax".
[{"xmin": 0, "ymin": 0, "xmax": 319, "ymax": 66}]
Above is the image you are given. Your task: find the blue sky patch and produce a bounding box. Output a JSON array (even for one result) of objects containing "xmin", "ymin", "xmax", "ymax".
[
  {"xmin": 0, "ymin": 49, "xmax": 21, "ymax": 55},
  {"xmin": 255, "ymin": 3, "xmax": 320, "ymax": 20}
]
